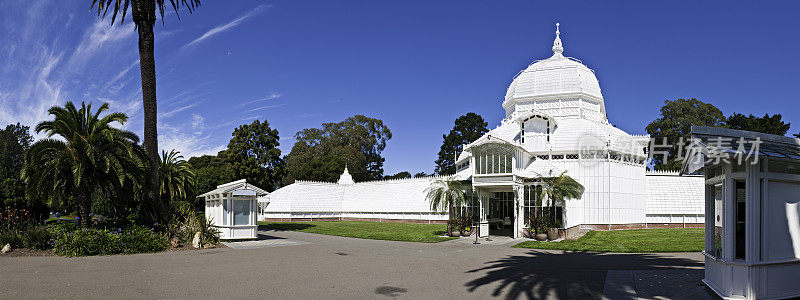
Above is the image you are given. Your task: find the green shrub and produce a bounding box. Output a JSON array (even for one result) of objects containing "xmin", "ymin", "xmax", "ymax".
[
  {"xmin": 118, "ymin": 226, "xmax": 168, "ymax": 254},
  {"xmin": 51, "ymin": 225, "xmax": 167, "ymax": 257},
  {"xmin": 0, "ymin": 230, "xmax": 23, "ymax": 248},
  {"xmin": 52, "ymin": 228, "xmax": 117, "ymax": 256},
  {"xmin": 22, "ymin": 227, "xmax": 52, "ymax": 250},
  {"xmin": 167, "ymin": 202, "xmax": 219, "ymax": 245}
]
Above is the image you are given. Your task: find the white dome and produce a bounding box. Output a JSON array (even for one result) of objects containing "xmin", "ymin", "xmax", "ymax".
[
  {"xmin": 504, "ymin": 56, "xmax": 603, "ymax": 103},
  {"xmin": 503, "ymin": 24, "xmax": 605, "ymax": 116}
]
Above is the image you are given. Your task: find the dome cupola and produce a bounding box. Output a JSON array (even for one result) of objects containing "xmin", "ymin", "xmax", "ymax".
[
  {"xmin": 337, "ymin": 165, "xmax": 355, "ymax": 185},
  {"xmin": 503, "ymin": 23, "xmax": 607, "ymax": 122}
]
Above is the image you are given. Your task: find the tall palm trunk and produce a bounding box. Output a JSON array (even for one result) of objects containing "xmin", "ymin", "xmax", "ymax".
[
  {"xmin": 448, "ymin": 201, "xmax": 455, "ymax": 233},
  {"xmin": 78, "ymin": 190, "xmax": 91, "ymax": 227},
  {"xmin": 133, "ymin": 0, "xmax": 160, "ymax": 220}
]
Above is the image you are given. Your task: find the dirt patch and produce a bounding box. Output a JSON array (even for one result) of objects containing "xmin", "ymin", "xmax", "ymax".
[{"xmin": 0, "ymin": 248, "xmax": 54, "ymax": 257}]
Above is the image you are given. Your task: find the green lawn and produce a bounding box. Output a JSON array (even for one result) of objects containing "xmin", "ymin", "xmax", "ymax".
[
  {"xmin": 513, "ymin": 228, "xmax": 704, "ymax": 253},
  {"xmin": 258, "ymin": 221, "xmax": 457, "ymax": 243}
]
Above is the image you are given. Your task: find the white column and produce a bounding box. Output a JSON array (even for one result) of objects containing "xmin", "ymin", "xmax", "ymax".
[{"xmin": 513, "ymin": 185, "xmax": 523, "ymax": 239}]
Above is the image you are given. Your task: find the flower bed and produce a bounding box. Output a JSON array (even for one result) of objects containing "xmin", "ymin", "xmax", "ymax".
[{"xmin": 47, "ymin": 223, "xmax": 168, "ymax": 257}]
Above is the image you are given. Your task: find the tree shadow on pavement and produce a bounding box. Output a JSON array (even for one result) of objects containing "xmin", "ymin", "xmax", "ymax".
[
  {"xmin": 258, "ymin": 223, "xmax": 316, "ymax": 231},
  {"xmin": 464, "ymin": 250, "xmax": 704, "ymax": 300}
]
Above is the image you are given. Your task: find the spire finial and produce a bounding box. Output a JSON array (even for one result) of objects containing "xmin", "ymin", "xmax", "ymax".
[{"xmin": 552, "ymin": 22, "xmax": 564, "ymax": 57}]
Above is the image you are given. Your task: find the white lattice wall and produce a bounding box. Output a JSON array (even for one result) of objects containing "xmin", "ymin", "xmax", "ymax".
[
  {"xmin": 644, "ymin": 171, "xmax": 705, "ymax": 223},
  {"xmin": 260, "ymin": 177, "xmax": 449, "ymax": 221}
]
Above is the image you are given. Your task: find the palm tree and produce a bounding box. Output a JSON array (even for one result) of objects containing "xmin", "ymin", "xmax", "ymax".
[
  {"xmin": 90, "ymin": 0, "xmax": 201, "ymax": 220},
  {"xmin": 425, "ymin": 177, "xmax": 468, "ymax": 233},
  {"xmin": 538, "ymin": 172, "xmax": 585, "ymax": 228},
  {"xmin": 22, "ymin": 102, "xmax": 146, "ymax": 227},
  {"xmin": 159, "ymin": 149, "xmax": 196, "ymax": 203}
]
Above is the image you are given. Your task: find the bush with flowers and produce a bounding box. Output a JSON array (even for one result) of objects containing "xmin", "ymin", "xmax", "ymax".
[{"xmin": 0, "ymin": 206, "xmax": 37, "ymax": 248}]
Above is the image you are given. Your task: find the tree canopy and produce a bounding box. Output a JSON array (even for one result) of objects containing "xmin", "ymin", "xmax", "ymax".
[
  {"xmin": 285, "ymin": 115, "xmax": 391, "ymax": 183},
  {"xmin": 0, "ymin": 123, "xmax": 34, "ymax": 210},
  {"xmin": 645, "ymin": 98, "xmax": 726, "ymax": 170},
  {"xmin": 188, "ymin": 153, "xmax": 231, "ymax": 194},
  {"xmin": 435, "ymin": 113, "xmax": 489, "ymax": 175},
  {"xmin": 159, "ymin": 150, "xmax": 195, "ymax": 203},
  {"xmin": 384, "ymin": 171, "xmax": 412, "ymax": 180},
  {"xmin": 225, "ymin": 120, "xmax": 284, "ymax": 192},
  {"xmin": 725, "ymin": 113, "xmax": 791, "ymax": 135},
  {"xmin": 22, "ymin": 102, "xmax": 146, "ymax": 226}
]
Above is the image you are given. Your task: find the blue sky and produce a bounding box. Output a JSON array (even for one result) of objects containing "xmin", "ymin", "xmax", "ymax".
[{"xmin": 2, "ymin": 0, "xmax": 799, "ymax": 175}]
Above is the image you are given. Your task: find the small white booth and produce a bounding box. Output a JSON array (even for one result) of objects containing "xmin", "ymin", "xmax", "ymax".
[
  {"xmin": 198, "ymin": 179, "xmax": 268, "ymax": 240},
  {"xmin": 684, "ymin": 126, "xmax": 800, "ymax": 299}
]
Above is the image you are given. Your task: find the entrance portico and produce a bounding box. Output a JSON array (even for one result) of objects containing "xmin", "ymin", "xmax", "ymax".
[{"xmin": 471, "ymin": 178, "xmax": 550, "ymax": 239}]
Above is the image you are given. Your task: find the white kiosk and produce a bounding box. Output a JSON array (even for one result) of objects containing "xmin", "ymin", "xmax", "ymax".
[
  {"xmin": 684, "ymin": 126, "xmax": 800, "ymax": 299},
  {"xmin": 198, "ymin": 179, "xmax": 268, "ymax": 240}
]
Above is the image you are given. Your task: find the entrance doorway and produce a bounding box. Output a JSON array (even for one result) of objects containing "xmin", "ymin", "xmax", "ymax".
[{"xmin": 487, "ymin": 191, "xmax": 515, "ymax": 236}]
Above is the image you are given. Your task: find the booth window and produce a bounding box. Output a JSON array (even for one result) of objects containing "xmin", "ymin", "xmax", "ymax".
[
  {"xmin": 222, "ymin": 199, "xmax": 228, "ymax": 225},
  {"xmin": 735, "ymin": 181, "xmax": 746, "ymax": 260},
  {"xmin": 712, "ymin": 184, "xmax": 723, "ymax": 258},
  {"xmin": 233, "ymin": 200, "xmax": 251, "ymax": 226},
  {"xmin": 767, "ymin": 160, "xmax": 800, "ymax": 175}
]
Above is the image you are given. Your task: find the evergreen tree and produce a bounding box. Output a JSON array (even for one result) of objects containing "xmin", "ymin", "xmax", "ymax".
[{"xmin": 435, "ymin": 113, "xmax": 489, "ymax": 175}]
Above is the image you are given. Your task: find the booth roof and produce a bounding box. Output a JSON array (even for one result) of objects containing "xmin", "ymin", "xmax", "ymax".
[
  {"xmin": 197, "ymin": 179, "xmax": 269, "ymax": 198},
  {"xmin": 682, "ymin": 126, "xmax": 800, "ymax": 174}
]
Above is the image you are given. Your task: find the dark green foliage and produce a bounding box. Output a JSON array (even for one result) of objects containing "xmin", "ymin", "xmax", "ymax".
[
  {"xmin": 0, "ymin": 123, "xmax": 34, "ymax": 213},
  {"xmin": 159, "ymin": 150, "xmax": 196, "ymax": 203},
  {"xmin": 435, "ymin": 113, "xmax": 489, "ymax": 175},
  {"xmin": 166, "ymin": 201, "xmax": 219, "ymax": 245},
  {"xmin": 188, "ymin": 153, "xmax": 231, "ymax": 209},
  {"xmin": 0, "ymin": 231, "xmax": 23, "ymax": 248},
  {"xmin": 413, "ymin": 172, "xmax": 428, "ymax": 178},
  {"xmin": 539, "ymin": 172, "xmax": 584, "ymax": 228},
  {"xmin": 384, "ymin": 171, "xmax": 412, "ymax": 180},
  {"xmin": 22, "ymin": 227, "xmax": 52, "ymax": 250},
  {"xmin": 285, "ymin": 115, "xmax": 392, "ymax": 183},
  {"xmin": 90, "ymin": 0, "xmax": 200, "ymax": 26},
  {"xmin": 49, "ymin": 224, "xmax": 167, "ymax": 257},
  {"xmin": 0, "ymin": 123, "xmax": 33, "ymax": 180},
  {"xmin": 117, "ymin": 226, "xmax": 169, "ymax": 253},
  {"xmin": 225, "ymin": 120, "xmax": 283, "ymax": 191},
  {"xmin": 645, "ymin": 98, "xmax": 726, "ymax": 170},
  {"xmin": 425, "ymin": 178, "xmax": 468, "ymax": 232},
  {"xmin": 22, "ymin": 102, "xmax": 147, "ymax": 227},
  {"xmin": 725, "ymin": 113, "xmax": 791, "ymax": 135}
]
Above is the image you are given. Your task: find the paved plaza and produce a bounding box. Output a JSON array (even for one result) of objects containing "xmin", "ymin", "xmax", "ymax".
[{"xmin": 1, "ymin": 229, "xmax": 715, "ymax": 299}]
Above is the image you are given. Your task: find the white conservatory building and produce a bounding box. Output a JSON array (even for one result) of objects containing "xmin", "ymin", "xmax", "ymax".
[{"xmin": 260, "ymin": 24, "xmax": 705, "ymax": 239}]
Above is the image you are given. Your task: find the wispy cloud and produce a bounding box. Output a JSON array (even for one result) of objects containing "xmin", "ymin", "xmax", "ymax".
[
  {"xmin": 159, "ymin": 102, "xmax": 201, "ymax": 118},
  {"xmin": 67, "ymin": 20, "xmax": 136, "ymax": 70},
  {"xmin": 246, "ymin": 103, "xmax": 285, "ymax": 112},
  {"xmin": 183, "ymin": 4, "xmax": 271, "ymax": 49},
  {"xmin": 238, "ymin": 92, "xmax": 282, "ymax": 107},
  {"xmin": 190, "ymin": 113, "xmax": 205, "ymax": 135},
  {"xmin": 159, "ymin": 122, "xmax": 226, "ymax": 159}
]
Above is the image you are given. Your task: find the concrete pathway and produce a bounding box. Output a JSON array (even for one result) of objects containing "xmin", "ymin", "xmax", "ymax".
[
  {"xmin": 1, "ymin": 229, "xmax": 713, "ymax": 299},
  {"xmin": 222, "ymin": 233, "xmax": 310, "ymax": 250},
  {"xmin": 443, "ymin": 234, "xmax": 533, "ymax": 247},
  {"xmin": 601, "ymin": 269, "xmax": 716, "ymax": 300}
]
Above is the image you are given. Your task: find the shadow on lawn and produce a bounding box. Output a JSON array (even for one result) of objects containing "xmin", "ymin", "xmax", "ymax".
[
  {"xmin": 258, "ymin": 223, "xmax": 316, "ymax": 231},
  {"xmin": 464, "ymin": 250, "xmax": 704, "ymax": 300}
]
